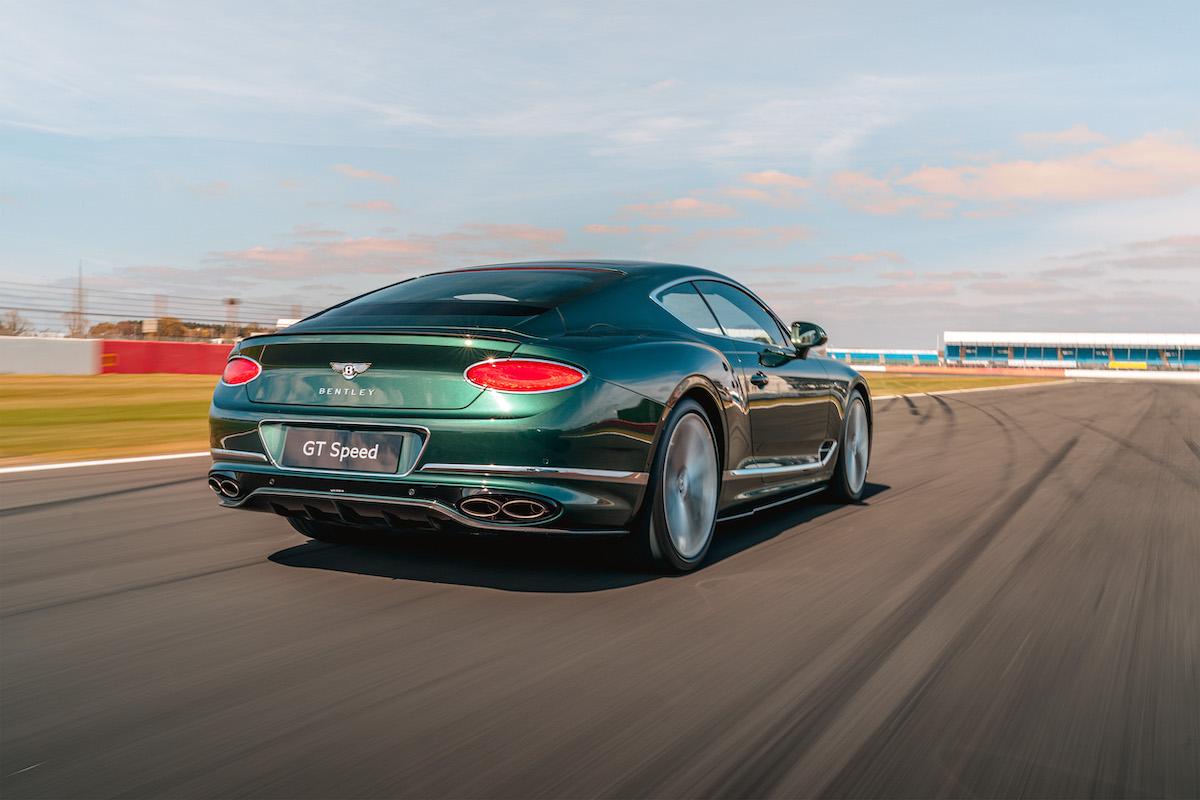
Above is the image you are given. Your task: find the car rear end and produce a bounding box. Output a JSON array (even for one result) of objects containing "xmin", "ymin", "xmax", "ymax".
[{"xmin": 208, "ymin": 267, "xmax": 662, "ymax": 535}]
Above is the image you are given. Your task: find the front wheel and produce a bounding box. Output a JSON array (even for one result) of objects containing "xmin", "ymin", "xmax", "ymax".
[
  {"xmin": 828, "ymin": 391, "xmax": 870, "ymax": 502},
  {"xmin": 630, "ymin": 399, "xmax": 720, "ymax": 573}
]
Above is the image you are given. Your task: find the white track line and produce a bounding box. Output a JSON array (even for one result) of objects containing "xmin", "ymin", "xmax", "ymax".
[
  {"xmin": 0, "ymin": 379, "xmax": 1081, "ymax": 475},
  {"xmin": 0, "ymin": 451, "xmax": 210, "ymax": 475}
]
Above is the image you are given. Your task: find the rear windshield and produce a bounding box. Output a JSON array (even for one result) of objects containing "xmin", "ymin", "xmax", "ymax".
[{"xmin": 292, "ymin": 268, "xmax": 623, "ymax": 330}]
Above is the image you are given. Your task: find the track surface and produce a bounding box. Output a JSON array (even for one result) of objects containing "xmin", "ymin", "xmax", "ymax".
[{"xmin": 2, "ymin": 381, "xmax": 1198, "ymax": 798}]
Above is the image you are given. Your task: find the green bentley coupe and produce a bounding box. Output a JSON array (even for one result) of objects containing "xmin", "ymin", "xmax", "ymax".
[{"xmin": 208, "ymin": 261, "xmax": 871, "ymax": 572}]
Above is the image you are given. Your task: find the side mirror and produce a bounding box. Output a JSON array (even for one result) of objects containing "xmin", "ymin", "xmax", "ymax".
[{"xmin": 791, "ymin": 321, "xmax": 828, "ymax": 351}]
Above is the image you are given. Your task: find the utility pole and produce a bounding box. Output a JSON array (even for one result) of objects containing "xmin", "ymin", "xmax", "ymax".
[
  {"xmin": 224, "ymin": 297, "xmax": 240, "ymax": 342},
  {"xmin": 69, "ymin": 259, "xmax": 86, "ymax": 337}
]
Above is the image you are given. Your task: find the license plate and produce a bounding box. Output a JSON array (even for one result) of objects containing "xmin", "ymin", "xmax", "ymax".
[{"xmin": 280, "ymin": 427, "xmax": 410, "ymax": 473}]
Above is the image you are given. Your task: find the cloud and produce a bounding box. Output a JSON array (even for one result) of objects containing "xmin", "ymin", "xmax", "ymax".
[
  {"xmin": 967, "ymin": 278, "xmax": 1068, "ymax": 295},
  {"xmin": 743, "ymin": 170, "xmax": 811, "ymax": 189},
  {"xmin": 842, "ymin": 251, "xmax": 905, "ymax": 264},
  {"xmin": 291, "ymin": 223, "xmax": 345, "ymax": 239},
  {"xmin": 753, "ymin": 263, "xmax": 856, "ymax": 275},
  {"xmin": 331, "ymin": 164, "xmax": 397, "ymax": 183},
  {"xmin": 623, "ymin": 196, "xmax": 736, "ymax": 218},
  {"xmin": 828, "ymin": 171, "xmax": 954, "ymax": 217},
  {"xmin": 829, "ymin": 134, "xmax": 1200, "ymax": 216},
  {"xmin": 745, "ymin": 251, "xmax": 904, "ymax": 278},
  {"xmin": 900, "ymin": 133, "xmax": 1200, "ymax": 202},
  {"xmin": 1020, "ymin": 124, "xmax": 1108, "ymax": 146},
  {"xmin": 1041, "ymin": 234, "xmax": 1200, "ymax": 274},
  {"xmin": 209, "ymin": 222, "xmax": 571, "ymax": 280},
  {"xmin": 347, "ymin": 199, "xmax": 400, "ymax": 213},
  {"xmin": 688, "ymin": 224, "xmax": 810, "ymax": 246},
  {"xmin": 878, "ymin": 269, "xmax": 1001, "ymax": 282},
  {"xmin": 805, "ymin": 282, "xmax": 959, "ymax": 299},
  {"xmin": 713, "ymin": 169, "xmax": 811, "ymax": 207},
  {"xmin": 583, "ymin": 223, "xmax": 631, "ymax": 234}
]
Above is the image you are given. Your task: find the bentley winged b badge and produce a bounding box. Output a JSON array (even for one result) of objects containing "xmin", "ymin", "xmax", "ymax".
[{"xmin": 331, "ymin": 362, "xmax": 372, "ymax": 380}]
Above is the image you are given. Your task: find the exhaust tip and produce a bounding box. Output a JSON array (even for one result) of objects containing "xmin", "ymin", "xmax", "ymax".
[
  {"xmin": 500, "ymin": 498, "xmax": 550, "ymax": 521},
  {"xmin": 218, "ymin": 479, "xmax": 241, "ymax": 498},
  {"xmin": 459, "ymin": 497, "xmax": 502, "ymax": 519},
  {"xmin": 207, "ymin": 477, "xmax": 224, "ymax": 495}
]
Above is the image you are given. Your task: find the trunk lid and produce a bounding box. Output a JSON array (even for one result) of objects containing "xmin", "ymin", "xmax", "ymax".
[{"xmin": 239, "ymin": 333, "xmax": 519, "ymax": 410}]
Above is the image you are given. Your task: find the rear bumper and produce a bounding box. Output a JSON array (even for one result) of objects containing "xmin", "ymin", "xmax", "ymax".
[
  {"xmin": 208, "ymin": 458, "xmax": 643, "ymax": 534},
  {"xmin": 209, "ymin": 374, "xmax": 663, "ymax": 533}
]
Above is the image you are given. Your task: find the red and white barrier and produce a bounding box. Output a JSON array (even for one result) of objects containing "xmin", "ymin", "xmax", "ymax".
[{"xmin": 1, "ymin": 336, "xmax": 232, "ymax": 375}]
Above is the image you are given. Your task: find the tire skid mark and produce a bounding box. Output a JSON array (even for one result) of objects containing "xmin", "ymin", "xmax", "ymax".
[
  {"xmin": 938, "ymin": 394, "xmax": 1020, "ymax": 486},
  {"xmin": 901, "ymin": 396, "xmax": 921, "ymax": 416},
  {"xmin": 706, "ymin": 436, "xmax": 1079, "ymax": 798},
  {"xmin": 1049, "ymin": 412, "xmax": 1200, "ymax": 490},
  {"xmin": 818, "ymin": 440, "xmax": 1102, "ymax": 798},
  {"xmin": 0, "ymin": 477, "xmax": 199, "ymax": 518}
]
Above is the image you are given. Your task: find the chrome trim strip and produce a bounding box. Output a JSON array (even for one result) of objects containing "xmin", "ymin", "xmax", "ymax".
[
  {"xmin": 210, "ymin": 448, "xmax": 270, "ymax": 463},
  {"xmin": 726, "ymin": 440, "xmax": 837, "ymax": 478},
  {"xmin": 419, "ymin": 463, "xmax": 649, "ymax": 484},
  {"xmin": 717, "ymin": 485, "xmax": 826, "ymax": 522},
  {"xmin": 255, "ymin": 418, "xmax": 432, "ymax": 479},
  {"xmin": 228, "ymin": 487, "xmax": 626, "ymax": 535}
]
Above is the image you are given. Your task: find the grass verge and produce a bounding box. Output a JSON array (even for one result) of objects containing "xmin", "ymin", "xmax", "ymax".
[
  {"xmin": 0, "ymin": 372, "xmax": 1058, "ymax": 466},
  {"xmin": 864, "ymin": 373, "xmax": 1058, "ymax": 396},
  {"xmin": 0, "ymin": 375, "xmax": 216, "ymax": 465}
]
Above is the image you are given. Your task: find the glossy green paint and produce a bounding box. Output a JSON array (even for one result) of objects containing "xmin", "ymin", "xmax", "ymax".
[{"xmin": 209, "ymin": 260, "xmax": 870, "ymax": 533}]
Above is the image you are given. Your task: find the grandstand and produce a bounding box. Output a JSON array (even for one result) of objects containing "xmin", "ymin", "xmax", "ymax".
[
  {"xmin": 827, "ymin": 348, "xmax": 941, "ymax": 368},
  {"xmin": 943, "ymin": 332, "xmax": 1200, "ymax": 371}
]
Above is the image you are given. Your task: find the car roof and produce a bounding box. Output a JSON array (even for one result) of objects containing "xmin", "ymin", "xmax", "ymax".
[{"xmin": 422, "ymin": 260, "xmax": 727, "ymax": 284}]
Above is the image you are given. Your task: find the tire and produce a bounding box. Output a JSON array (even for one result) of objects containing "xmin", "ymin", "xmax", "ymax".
[
  {"xmin": 827, "ymin": 390, "xmax": 870, "ymax": 502},
  {"xmin": 629, "ymin": 399, "xmax": 721, "ymax": 573},
  {"xmin": 287, "ymin": 517, "xmax": 371, "ymax": 545}
]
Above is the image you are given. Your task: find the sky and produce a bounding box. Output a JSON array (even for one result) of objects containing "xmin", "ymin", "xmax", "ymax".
[{"xmin": 1, "ymin": 1, "xmax": 1198, "ymax": 346}]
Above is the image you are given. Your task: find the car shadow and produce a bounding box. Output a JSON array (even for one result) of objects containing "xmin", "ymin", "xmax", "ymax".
[{"xmin": 267, "ymin": 482, "xmax": 890, "ymax": 593}]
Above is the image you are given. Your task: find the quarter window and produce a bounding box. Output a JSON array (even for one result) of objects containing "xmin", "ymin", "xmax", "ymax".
[
  {"xmin": 656, "ymin": 282, "xmax": 723, "ymax": 336},
  {"xmin": 694, "ymin": 280, "xmax": 788, "ymax": 347}
]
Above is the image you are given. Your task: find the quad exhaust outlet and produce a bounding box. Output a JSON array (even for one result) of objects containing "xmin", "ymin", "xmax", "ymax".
[
  {"xmin": 208, "ymin": 474, "xmax": 241, "ymax": 498},
  {"xmin": 458, "ymin": 495, "xmax": 553, "ymax": 523}
]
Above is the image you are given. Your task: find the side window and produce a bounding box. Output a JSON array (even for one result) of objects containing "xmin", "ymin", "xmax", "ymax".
[
  {"xmin": 694, "ymin": 281, "xmax": 787, "ymax": 347},
  {"xmin": 656, "ymin": 282, "xmax": 723, "ymax": 336}
]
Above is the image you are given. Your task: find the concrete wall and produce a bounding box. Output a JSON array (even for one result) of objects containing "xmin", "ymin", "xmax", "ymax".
[{"xmin": 0, "ymin": 336, "xmax": 100, "ymax": 375}]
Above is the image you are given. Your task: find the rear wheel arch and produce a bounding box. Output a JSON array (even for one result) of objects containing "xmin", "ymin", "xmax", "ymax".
[
  {"xmin": 656, "ymin": 377, "xmax": 727, "ymax": 473},
  {"xmin": 632, "ymin": 377, "xmax": 725, "ymax": 520},
  {"xmin": 679, "ymin": 386, "xmax": 726, "ymax": 473}
]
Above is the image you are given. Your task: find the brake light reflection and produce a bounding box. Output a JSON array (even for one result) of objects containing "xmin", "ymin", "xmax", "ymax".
[
  {"xmin": 464, "ymin": 359, "xmax": 586, "ymax": 393},
  {"xmin": 221, "ymin": 356, "xmax": 262, "ymax": 386}
]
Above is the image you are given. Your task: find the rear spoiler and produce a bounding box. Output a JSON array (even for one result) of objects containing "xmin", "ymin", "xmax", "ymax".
[{"xmin": 239, "ymin": 325, "xmax": 542, "ymax": 344}]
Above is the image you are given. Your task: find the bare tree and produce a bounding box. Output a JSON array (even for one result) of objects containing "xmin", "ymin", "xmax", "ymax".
[{"xmin": 0, "ymin": 309, "xmax": 31, "ymax": 335}]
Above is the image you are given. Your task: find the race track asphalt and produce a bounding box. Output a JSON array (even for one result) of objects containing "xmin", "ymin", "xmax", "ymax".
[{"xmin": 2, "ymin": 380, "xmax": 1198, "ymax": 798}]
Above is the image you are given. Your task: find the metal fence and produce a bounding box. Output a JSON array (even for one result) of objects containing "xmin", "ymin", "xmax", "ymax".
[{"xmin": 0, "ymin": 280, "xmax": 309, "ymax": 342}]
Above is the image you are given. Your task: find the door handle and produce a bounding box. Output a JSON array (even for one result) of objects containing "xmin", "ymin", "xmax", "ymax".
[{"xmin": 749, "ymin": 371, "xmax": 769, "ymax": 387}]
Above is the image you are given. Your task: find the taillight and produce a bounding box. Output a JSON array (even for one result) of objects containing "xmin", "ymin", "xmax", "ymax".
[
  {"xmin": 464, "ymin": 359, "xmax": 586, "ymax": 393},
  {"xmin": 221, "ymin": 356, "xmax": 262, "ymax": 386}
]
